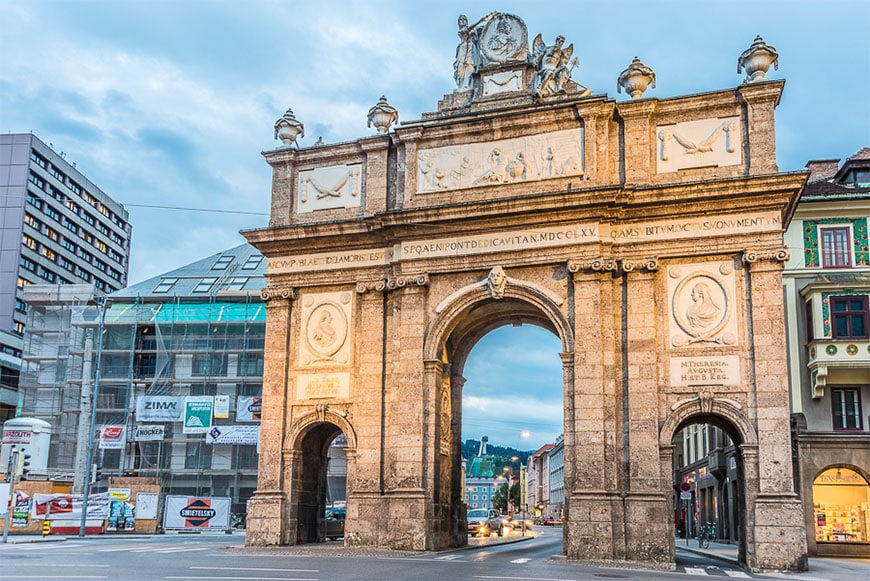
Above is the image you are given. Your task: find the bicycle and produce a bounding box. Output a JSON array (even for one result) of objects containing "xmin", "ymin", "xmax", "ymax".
[{"xmin": 697, "ymin": 522, "xmax": 713, "ymax": 549}]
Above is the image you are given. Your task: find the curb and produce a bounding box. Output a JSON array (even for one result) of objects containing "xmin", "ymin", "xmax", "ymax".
[{"xmin": 677, "ymin": 543, "xmax": 740, "ymax": 566}]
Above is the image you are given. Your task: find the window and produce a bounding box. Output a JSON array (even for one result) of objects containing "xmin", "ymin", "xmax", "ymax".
[
  {"xmin": 153, "ymin": 278, "xmax": 178, "ymax": 294},
  {"xmin": 14, "ymin": 299, "xmax": 27, "ymax": 313},
  {"xmin": 820, "ymin": 227, "xmax": 852, "ymax": 268},
  {"xmin": 68, "ymin": 180, "xmax": 81, "ymax": 195},
  {"xmin": 19, "ymin": 257, "xmax": 36, "ymax": 271},
  {"xmin": 22, "ymin": 234, "xmax": 36, "ymax": 250},
  {"xmin": 226, "ymin": 277, "xmax": 247, "ymax": 291},
  {"xmin": 49, "ymin": 166, "xmax": 66, "ymax": 182},
  {"xmin": 241, "ymin": 255, "xmax": 263, "ymax": 271},
  {"xmin": 81, "ymin": 211, "xmax": 95, "ymax": 226},
  {"xmin": 24, "ymin": 214, "xmax": 38, "ymax": 229},
  {"xmin": 831, "ymin": 296, "xmax": 869, "ymax": 339},
  {"xmin": 27, "ymin": 195, "xmax": 42, "ymax": 210},
  {"xmin": 193, "ymin": 277, "xmax": 217, "ymax": 293},
  {"xmin": 831, "ymin": 388, "xmax": 863, "ymax": 430},
  {"xmin": 184, "ymin": 440, "xmax": 213, "ymax": 469},
  {"xmin": 44, "ymin": 205, "xmax": 60, "ymax": 221},
  {"xmin": 62, "ymin": 219, "xmax": 78, "ymax": 234},
  {"xmin": 238, "ymin": 354, "xmax": 264, "ymax": 376},
  {"xmin": 30, "ymin": 151, "xmax": 46, "ymax": 168},
  {"xmin": 61, "ymin": 237, "xmax": 76, "ymax": 252},
  {"xmin": 193, "ymin": 353, "xmax": 227, "ymax": 376},
  {"xmin": 28, "ymin": 173, "xmax": 44, "ymax": 189},
  {"xmin": 212, "ymin": 255, "xmax": 233, "ymax": 270},
  {"xmin": 236, "ymin": 446, "xmax": 258, "ymax": 470},
  {"xmin": 855, "ymin": 170, "xmax": 869, "ymax": 185}
]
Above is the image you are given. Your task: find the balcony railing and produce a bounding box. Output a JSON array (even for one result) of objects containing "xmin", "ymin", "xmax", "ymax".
[{"xmin": 806, "ymin": 339, "xmax": 870, "ymax": 398}]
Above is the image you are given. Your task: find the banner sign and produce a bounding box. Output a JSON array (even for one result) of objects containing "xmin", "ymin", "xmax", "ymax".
[
  {"xmin": 133, "ymin": 424, "xmax": 165, "ymax": 441},
  {"xmin": 214, "ymin": 395, "xmax": 230, "ymax": 419},
  {"xmin": 162, "ymin": 495, "xmax": 230, "ymax": 530},
  {"xmin": 108, "ymin": 488, "xmax": 131, "ymax": 501},
  {"xmin": 236, "ymin": 396, "xmax": 262, "ymax": 422},
  {"xmin": 32, "ymin": 492, "xmax": 110, "ymax": 520},
  {"xmin": 206, "ymin": 425, "xmax": 260, "ymax": 446},
  {"xmin": 183, "ymin": 396, "xmax": 214, "ymax": 434},
  {"xmin": 136, "ymin": 396, "xmax": 185, "ymax": 422},
  {"xmin": 99, "ymin": 425, "xmax": 127, "ymax": 449}
]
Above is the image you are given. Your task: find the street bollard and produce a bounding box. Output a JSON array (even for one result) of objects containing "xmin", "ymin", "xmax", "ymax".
[{"xmin": 42, "ymin": 519, "xmax": 50, "ymax": 537}]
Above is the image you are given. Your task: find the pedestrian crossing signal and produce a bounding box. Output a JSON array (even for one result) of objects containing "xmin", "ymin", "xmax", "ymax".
[{"xmin": 90, "ymin": 463, "xmax": 102, "ymax": 483}]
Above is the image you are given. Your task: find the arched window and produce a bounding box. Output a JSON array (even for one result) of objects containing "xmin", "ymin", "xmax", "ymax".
[{"xmin": 813, "ymin": 467, "xmax": 870, "ymax": 543}]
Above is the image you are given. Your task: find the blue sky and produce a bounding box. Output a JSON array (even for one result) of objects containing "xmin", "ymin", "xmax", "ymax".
[{"xmin": 3, "ymin": 0, "xmax": 868, "ymax": 450}]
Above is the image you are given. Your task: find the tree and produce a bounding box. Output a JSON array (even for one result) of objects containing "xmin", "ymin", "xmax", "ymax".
[{"xmin": 491, "ymin": 482, "xmax": 508, "ymax": 513}]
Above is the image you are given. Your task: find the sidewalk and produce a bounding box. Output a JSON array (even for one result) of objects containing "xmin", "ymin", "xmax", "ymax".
[{"xmin": 677, "ymin": 539, "xmax": 738, "ymax": 564}]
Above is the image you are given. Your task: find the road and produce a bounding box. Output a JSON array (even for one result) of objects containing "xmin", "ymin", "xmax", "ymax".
[{"xmin": 0, "ymin": 529, "xmax": 862, "ymax": 580}]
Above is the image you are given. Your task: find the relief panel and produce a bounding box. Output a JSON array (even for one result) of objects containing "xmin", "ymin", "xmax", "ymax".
[
  {"xmin": 297, "ymin": 163, "xmax": 362, "ymax": 213},
  {"xmin": 298, "ymin": 291, "xmax": 353, "ymax": 366},
  {"xmin": 668, "ymin": 262, "xmax": 738, "ymax": 348},
  {"xmin": 416, "ymin": 128, "xmax": 584, "ymax": 193},
  {"xmin": 656, "ymin": 116, "xmax": 741, "ymax": 173}
]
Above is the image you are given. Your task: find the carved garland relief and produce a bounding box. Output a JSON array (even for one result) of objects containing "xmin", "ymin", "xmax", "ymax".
[
  {"xmin": 297, "ymin": 163, "xmax": 362, "ymax": 213},
  {"xmin": 656, "ymin": 116, "xmax": 741, "ymax": 173},
  {"xmin": 668, "ymin": 262, "xmax": 738, "ymax": 348},
  {"xmin": 298, "ymin": 291, "xmax": 353, "ymax": 366}
]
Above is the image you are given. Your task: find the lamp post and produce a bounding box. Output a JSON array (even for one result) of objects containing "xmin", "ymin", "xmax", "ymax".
[{"xmin": 79, "ymin": 295, "xmax": 109, "ymax": 537}]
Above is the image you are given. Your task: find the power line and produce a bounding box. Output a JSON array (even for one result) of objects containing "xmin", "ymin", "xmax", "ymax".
[{"xmin": 123, "ymin": 203, "xmax": 268, "ymax": 216}]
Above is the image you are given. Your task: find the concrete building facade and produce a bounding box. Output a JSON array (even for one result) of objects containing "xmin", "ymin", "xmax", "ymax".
[
  {"xmin": 784, "ymin": 148, "xmax": 870, "ymax": 557},
  {"xmin": 0, "ymin": 133, "xmax": 131, "ymax": 420}
]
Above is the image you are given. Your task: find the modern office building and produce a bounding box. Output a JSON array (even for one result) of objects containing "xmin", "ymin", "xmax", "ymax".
[
  {"xmin": 784, "ymin": 147, "xmax": 870, "ymax": 557},
  {"xmin": 16, "ymin": 244, "xmax": 266, "ymax": 515},
  {"xmin": 0, "ymin": 133, "xmax": 131, "ymax": 419}
]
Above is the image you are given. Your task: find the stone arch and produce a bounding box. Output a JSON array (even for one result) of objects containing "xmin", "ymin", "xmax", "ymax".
[
  {"xmin": 284, "ymin": 405, "xmax": 358, "ymax": 451},
  {"xmin": 424, "ymin": 270, "xmax": 573, "ymax": 361},
  {"xmin": 659, "ymin": 394, "xmax": 758, "ymax": 448}
]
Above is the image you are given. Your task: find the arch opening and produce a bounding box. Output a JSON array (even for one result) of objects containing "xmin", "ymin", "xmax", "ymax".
[{"xmin": 294, "ymin": 422, "xmax": 347, "ymax": 544}]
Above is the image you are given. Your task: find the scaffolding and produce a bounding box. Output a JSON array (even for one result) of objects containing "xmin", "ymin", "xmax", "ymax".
[{"xmin": 18, "ymin": 284, "xmax": 266, "ymax": 512}]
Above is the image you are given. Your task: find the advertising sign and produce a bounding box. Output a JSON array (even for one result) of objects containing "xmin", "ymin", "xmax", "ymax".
[
  {"xmin": 214, "ymin": 395, "xmax": 230, "ymax": 419},
  {"xmin": 206, "ymin": 425, "xmax": 260, "ymax": 446},
  {"xmin": 133, "ymin": 424, "xmax": 165, "ymax": 441},
  {"xmin": 183, "ymin": 396, "xmax": 214, "ymax": 434},
  {"xmin": 162, "ymin": 495, "xmax": 230, "ymax": 530},
  {"xmin": 1, "ymin": 429, "xmax": 32, "ymax": 445},
  {"xmin": 108, "ymin": 488, "xmax": 131, "ymax": 501},
  {"xmin": 236, "ymin": 396, "xmax": 262, "ymax": 422},
  {"xmin": 99, "ymin": 425, "xmax": 127, "ymax": 449},
  {"xmin": 135, "ymin": 492, "xmax": 159, "ymax": 520},
  {"xmin": 136, "ymin": 396, "xmax": 185, "ymax": 422},
  {"xmin": 32, "ymin": 492, "xmax": 110, "ymax": 519}
]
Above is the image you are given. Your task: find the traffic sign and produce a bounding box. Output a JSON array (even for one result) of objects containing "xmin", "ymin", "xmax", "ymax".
[
  {"xmin": 680, "ymin": 491, "xmax": 692, "ymax": 500},
  {"xmin": 680, "ymin": 482, "xmax": 691, "ymax": 492}
]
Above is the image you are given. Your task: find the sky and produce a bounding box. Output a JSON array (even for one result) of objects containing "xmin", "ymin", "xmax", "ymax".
[{"xmin": 3, "ymin": 0, "xmax": 868, "ymax": 450}]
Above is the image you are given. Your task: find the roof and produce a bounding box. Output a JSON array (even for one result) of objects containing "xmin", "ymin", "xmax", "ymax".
[
  {"xmin": 801, "ymin": 146, "xmax": 870, "ymax": 202},
  {"xmin": 112, "ymin": 243, "xmax": 266, "ymax": 300}
]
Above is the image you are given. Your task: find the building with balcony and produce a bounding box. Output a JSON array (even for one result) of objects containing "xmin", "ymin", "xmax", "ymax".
[
  {"xmin": 0, "ymin": 133, "xmax": 131, "ymax": 420},
  {"xmin": 16, "ymin": 244, "xmax": 266, "ymax": 516},
  {"xmin": 784, "ymin": 147, "xmax": 870, "ymax": 556}
]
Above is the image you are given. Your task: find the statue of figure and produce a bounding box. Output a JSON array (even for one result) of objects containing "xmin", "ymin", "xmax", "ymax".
[
  {"xmin": 486, "ymin": 266, "xmax": 507, "ymax": 299},
  {"xmin": 454, "ymin": 12, "xmax": 495, "ymax": 89},
  {"xmin": 686, "ymin": 282, "xmax": 721, "ymax": 330},
  {"xmin": 531, "ymin": 34, "xmax": 574, "ymax": 98},
  {"xmin": 474, "ymin": 148, "xmax": 508, "ymax": 185}
]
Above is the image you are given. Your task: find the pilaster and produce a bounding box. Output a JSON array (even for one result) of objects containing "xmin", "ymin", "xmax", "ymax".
[
  {"xmin": 737, "ymin": 80, "xmax": 783, "ymax": 175},
  {"xmin": 617, "ymin": 99, "xmax": 657, "ymax": 186}
]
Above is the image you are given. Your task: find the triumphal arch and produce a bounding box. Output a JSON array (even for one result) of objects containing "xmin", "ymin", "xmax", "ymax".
[{"xmin": 243, "ymin": 12, "xmax": 807, "ymax": 572}]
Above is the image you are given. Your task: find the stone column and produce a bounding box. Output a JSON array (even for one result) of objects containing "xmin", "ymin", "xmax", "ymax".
[
  {"xmin": 382, "ymin": 283, "xmax": 429, "ymax": 550},
  {"xmin": 743, "ymin": 250, "xmax": 807, "ymax": 572},
  {"xmin": 358, "ymin": 135, "xmax": 390, "ymax": 216},
  {"xmin": 565, "ymin": 260, "xmax": 620, "ymax": 561},
  {"xmin": 617, "ymin": 99, "xmax": 657, "ymax": 186},
  {"xmin": 246, "ymin": 286, "xmax": 295, "ymax": 546},
  {"xmin": 623, "ymin": 260, "xmax": 670, "ymax": 566},
  {"xmin": 737, "ymin": 81, "xmax": 783, "ymax": 176}
]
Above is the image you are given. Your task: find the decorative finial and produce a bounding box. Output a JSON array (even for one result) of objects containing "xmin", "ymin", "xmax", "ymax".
[
  {"xmin": 737, "ymin": 35, "xmax": 779, "ymax": 83},
  {"xmin": 274, "ymin": 108, "xmax": 304, "ymax": 148},
  {"xmin": 367, "ymin": 96, "xmax": 399, "ymax": 134},
  {"xmin": 617, "ymin": 56, "xmax": 656, "ymax": 99}
]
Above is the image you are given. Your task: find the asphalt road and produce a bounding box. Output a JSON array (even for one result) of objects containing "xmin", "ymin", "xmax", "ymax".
[{"xmin": 0, "ymin": 529, "xmax": 861, "ymax": 580}]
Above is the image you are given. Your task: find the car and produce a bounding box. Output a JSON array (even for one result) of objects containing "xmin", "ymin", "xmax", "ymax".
[
  {"xmin": 325, "ymin": 507, "xmax": 346, "ymax": 540},
  {"xmin": 540, "ymin": 515, "xmax": 555, "ymax": 526},
  {"xmin": 467, "ymin": 508, "xmax": 503, "ymax": 537}
]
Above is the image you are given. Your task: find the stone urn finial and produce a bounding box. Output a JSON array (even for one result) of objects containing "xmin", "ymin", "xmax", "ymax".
[
  {"xmin": 367, "ymin": 96, "xmax": 398, "ymax": 134},
  {"xmin": 274, "ymin": 108, "xmax": 304, "ymax": 148},
  {"xmin": 617, "ymin": 57, "xmax": 656, "ymax": 99},
  {"xmin": 737, "ymin": 35, "xmax": 779, "ymax": 83}
]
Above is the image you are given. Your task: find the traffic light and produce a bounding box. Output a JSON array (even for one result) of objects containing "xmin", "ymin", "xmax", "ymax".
[
  {"xmin": 15, "ymin": 450, "xmax": 31, "ymax": 480},
  {"xmin": 90, "ymin": 463, "xmax": 102, "ymax": 483}
]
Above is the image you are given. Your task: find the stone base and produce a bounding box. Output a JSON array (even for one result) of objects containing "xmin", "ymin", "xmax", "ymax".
[
  {"xmin": 244, "ymin": 490, "xmax": 287, "ymax": 547},
  {"xmin": 748, "ymin": 495, "xmax": 808, "ymax": 572},
  {"xmin": 346, "ymin": 493, "xmax": 429, "ymax": 551}
]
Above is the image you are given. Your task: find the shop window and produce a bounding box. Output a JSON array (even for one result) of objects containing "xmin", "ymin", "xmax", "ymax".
[
  {"xmin": 831, "ymin": 388, "xmax": 863, "ymax": 431},
  {"xmin": 820, "ymin": 227, "xmax": 852, "ymax": 268},
  {"xmin": 813, "ymin": 467, "xmax": 870, "ymax": 543},
  {"xmin": 831, "ymin": 296, "xmax": 869, "ymax": 339}
]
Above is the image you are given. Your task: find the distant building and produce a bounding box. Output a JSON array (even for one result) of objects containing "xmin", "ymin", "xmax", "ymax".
[
  {"xmin": 548, "ymin": 435, "xmax": 565, "ymax": 520},
  {"xmin": 17, "ymin": 244, "xmax": 265, "ymax": 515},
  {"xmin": 464, "ymin": 436, "xmax": 504, "ymax": 510},
  {"xmin": 784, "ymin": 147, "xmax": 870, "ymax": 557},
  {"xmin": 0, "ymin": 133, "xmax": 131, "ymax": 420},
  {"xmin": 526, "ymin": 443, "xmax": 554, "ymax": 516}
]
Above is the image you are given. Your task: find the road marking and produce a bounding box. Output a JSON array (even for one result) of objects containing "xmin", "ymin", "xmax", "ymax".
[
  {"xmin": 0, "ymin": 577, "xmax": 107, "ymax": 579},
  {"xmin": 685, "ymin": 567, "xmax": 709, "ymax": 575},
  {"xmin": 474, "ymin": 577, "xmax": 577, "ymax": 580},
  {"xmin": 510, "ymin": 558, "xmax": 531, "ymax": 563},
  {"xmin": 724, "ymin": 572, "xmax": 750, "ymax": 578},
  {"xmin": 17, "ymin": 564, "xmax": 109, "ymax": 568},
  {"xmin": 190, "ymin": 567, "xmax": 319, "ymax": 573},
  {"xmin": 167, "ymin": 578, "xmax": 319, "ymax": 581},
  {"xmin": 435, "ymin": 555, "xmax": 462, "ymax": 560},
  {"xmin": 156, "ymin": 547, "xmax": 211, "ymax": 553}
]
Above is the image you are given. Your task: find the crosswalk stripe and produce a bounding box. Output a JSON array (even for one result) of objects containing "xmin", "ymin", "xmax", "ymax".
[
  {"xmin": 724, "ymin": 571, "xmax": 750, "ymax": 578},
  {"xmin": 685, "ymin": 567, "xmax": 709, "ymax": 575},
  {"xmin": 510, "ymin": 558, "xmax": 531, "ymax": 563}
]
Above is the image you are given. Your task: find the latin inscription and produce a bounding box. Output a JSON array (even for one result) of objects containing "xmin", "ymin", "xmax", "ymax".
[
  {"xmin": 609, "ymin": 212, "xmax": 781, "ymax": 243},
  {"xmin": 297, "ymin": 373, "xmax": 350, "ymax": 400},
  {"xmin": 670, "ymin": 356, "xmax": 740, "ymax": 386}
]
